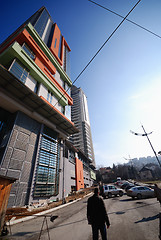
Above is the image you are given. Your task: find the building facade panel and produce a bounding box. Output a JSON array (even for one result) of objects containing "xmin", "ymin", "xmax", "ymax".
[{"xmin": 75, "ymin": 157, "xmax": 84, "ymax": 191}]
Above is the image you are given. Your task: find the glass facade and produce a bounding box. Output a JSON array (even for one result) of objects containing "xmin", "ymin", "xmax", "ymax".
[
  {"xmin": 34, "ymin": 126, "xmax": 60, "ymax": 197},
  {"xmin": 9, "ymin": 60, "xmax": 29, "ymax": 84},
  {"xmin": 58, "ymin": 35, "xmax": 62, "ymax": 59},
  {"xmin": 63, "ymin": 46, "xmax": 70, "ymax": 77},
  {"xmin": 34, "ymin": 9, "xmax": 50, "ymax": 39},
  {"xmin": 69, "ymin": 149, "xmax": 75, "ymax": 164},
  {"xmin": 22, "ymin": 43, "xmax": 35, "ymax": 60}
]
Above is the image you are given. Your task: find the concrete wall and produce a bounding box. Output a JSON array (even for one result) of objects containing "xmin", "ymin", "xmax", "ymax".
[
  {"xmin": 0, "ymin": 111, "xmax": 41, "ymax": 207},
  {"xmin": 64, "ymin": 159, "xmax": 76, "ymax": 197}
]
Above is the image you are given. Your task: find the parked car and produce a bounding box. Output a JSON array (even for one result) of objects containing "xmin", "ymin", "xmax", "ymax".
[
  {"xmin": 126, "ymin": 186, "xmax": 155, "ymax": 199},
  {"xmin": 102, "ymin": 185, "xmax": 124, "ymax": 198},
  {"xmin": 125, "ymin": 184, "xmax": 135, "ymax": 192},
  {"xmin": 121, "ymin": 181, "xmax": 131, "ymax": 189}
]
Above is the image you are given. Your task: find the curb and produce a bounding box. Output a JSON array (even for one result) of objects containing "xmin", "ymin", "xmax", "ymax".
[{"xmin": 7, "ymin": 192, "xmax": 92, "ymax": 226}]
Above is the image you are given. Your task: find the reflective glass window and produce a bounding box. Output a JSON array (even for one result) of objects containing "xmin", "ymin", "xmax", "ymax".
[
  {"xmin": 34, "ymin": 9, "xmax": 50, "ymax": 38},
  {"xmin": 22, "ymin": 43, "xmax": 35, "ymax": 60},
  {"xmin": 9, "ymin": 60, "xmax": 28, "ymax": 84},
  {"xmin": 34, "ymin": 126, "xmax": 60, "ymax": 197}
]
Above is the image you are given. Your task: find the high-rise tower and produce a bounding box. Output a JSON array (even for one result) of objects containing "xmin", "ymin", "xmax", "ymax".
[{"xmin": 71, "ymin": 85, "xmax": 95, "ymax": 167}]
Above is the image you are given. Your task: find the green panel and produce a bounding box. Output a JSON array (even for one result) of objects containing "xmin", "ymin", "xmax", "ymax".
[
  {"xmin": 0, "ymin": 42, "xmax": 68, "ymax": 106},
  {"xmin": 90, "ymin": 170, "xmax": 96, "ymax": 180},
  {"xmin": 26, "ymin": 23, "xmax": 72, "ymax": 86}
]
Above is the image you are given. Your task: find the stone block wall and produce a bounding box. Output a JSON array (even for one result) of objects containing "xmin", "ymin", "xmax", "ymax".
[{"xmin": 0, "ymin": 111, "xmax": 41, "ymax": 207}]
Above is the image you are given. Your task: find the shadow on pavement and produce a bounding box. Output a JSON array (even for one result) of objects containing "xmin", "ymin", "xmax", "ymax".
[
  {"xmin": 135, "ymin": 214, "xmax": 159, "ymax": 223},
  {"xmin": 108, "ymin": 202, "xmax": 158, "ymax": 215},
  {"xmin": 115, "ymin": 211, "xmax": 125, "ymax": 215},
  {"xmin": 119, "ymin": 198, "xmax": 133, "ymax": 202}
]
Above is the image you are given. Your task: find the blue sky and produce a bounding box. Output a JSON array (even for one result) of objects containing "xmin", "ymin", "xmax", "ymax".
[{"xmin": 1, "ymin": 0, "xmax": 161, "ymax": 167}]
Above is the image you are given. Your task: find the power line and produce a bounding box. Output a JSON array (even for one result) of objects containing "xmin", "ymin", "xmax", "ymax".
[
  {"xmin": 88, "ymin": 0, "xmax": 161, "ymax": 39},
  {"xmin": 53, "ymin": 0, "xmax": 142, "ymax": 108}
]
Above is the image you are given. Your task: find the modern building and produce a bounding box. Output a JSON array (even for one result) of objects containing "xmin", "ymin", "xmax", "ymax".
[
  {"xmin": 71, "ymin": 85, "xmax": 95, "ymax": 167},
  {"xmin": 0, "ymin": 7, "xmax": 95, "ymax": 208}
]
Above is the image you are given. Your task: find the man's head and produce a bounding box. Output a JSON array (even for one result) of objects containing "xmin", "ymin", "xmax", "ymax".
[{"xmin": 94, "ymin": 187, "xmax": 99, "ymax": 195}]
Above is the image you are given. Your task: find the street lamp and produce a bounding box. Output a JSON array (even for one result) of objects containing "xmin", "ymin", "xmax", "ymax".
[{"xmin": 130, "ymin": 124, "xmax": 161, "ymax": 168}]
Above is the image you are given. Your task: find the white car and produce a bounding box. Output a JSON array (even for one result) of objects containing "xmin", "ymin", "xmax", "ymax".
[
  {"xmin": 126, "ymin": 186, "xmax": 155, "ymax": 199},
  {"xmin": 102, "ymin": 185, "xmax": 124, "ymax": 198}
]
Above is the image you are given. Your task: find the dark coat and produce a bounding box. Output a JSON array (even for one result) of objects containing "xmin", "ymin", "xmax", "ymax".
[
  {"xmin": 154, "ymin": 185, "xmax": 161, "ymax": 203},
  {"xmin": 87, "ymin": 194, "xmax": 110, "ymax": 227}
]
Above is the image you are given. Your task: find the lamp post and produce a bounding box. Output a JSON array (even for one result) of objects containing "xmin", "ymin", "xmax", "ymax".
[{"xmin": 130, "ymin": 124, "xmax": 161, "ymax": 168}]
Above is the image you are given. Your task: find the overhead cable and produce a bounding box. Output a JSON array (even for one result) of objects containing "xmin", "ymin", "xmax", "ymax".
[
  {"xmin": 53, "ymin": 0, "xmax": 142, "ymax": 108},
  {"xmin": 88, "ymin": 0, "xmax": 161, "ymax": 39}
]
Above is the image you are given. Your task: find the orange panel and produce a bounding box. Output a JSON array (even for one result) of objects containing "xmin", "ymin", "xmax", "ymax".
[
  {"xmin": 50, "ymin": 24, "xmax": 63, "ymax": 65},
  {"xmin": 0, "ymin": 29, "xmax": 73, "ymax": 106},
  {"xmin": 75, "ymin": 158, "xmax": 84, "ymax": 191},
  {"xmin": 0, "ymin": 178, "xmax": 13, "ymax": 232}
]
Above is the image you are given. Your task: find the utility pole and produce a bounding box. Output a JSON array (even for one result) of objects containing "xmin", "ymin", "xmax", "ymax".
[
  {"xmin": 141, "ymin": 125, "xmax": 161, "ymax": 168},
  {"xmin": 130, "ymin": 125, "xmax": 161, "ymax": 168}
]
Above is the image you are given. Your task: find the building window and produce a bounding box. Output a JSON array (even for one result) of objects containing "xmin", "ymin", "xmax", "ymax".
[
  {"xmin": 64, "ymin": 82, "xmax": 71, "ymax": 96},
  {"xmin": 22, "ymin": 43, "xmax": 35, "ymax": 60},
  {"xmin": 63, "ymin": 46, "xmax": 70, "ymax": 77},
  {"xmin": 34, "ymin": 126, "xmax": 60, "ymax": 197},
  {"xmin": 47, "ymin": 90, "xmax": 53, "ymax": 104},
  {"xmin": 65, "ymin": 105, "xmax": 71, "ymax": 120},
  {"xmin": 54, "ymin": 38, "xmax": 57, "ymax": 48},
  {"xmin": 58, "ymin": 35, "xmax": 62, "ymax": 59},
  {"xmin": 69, "ymin": 149, "xmax": 75, "ymax": 164},
  {"xmin": 34, "ymin": 8, "xmax": 50, "ymax": 38},
  {"xmin": 9, "ymin": 59, "xmax": 29, "ymax": 84}
]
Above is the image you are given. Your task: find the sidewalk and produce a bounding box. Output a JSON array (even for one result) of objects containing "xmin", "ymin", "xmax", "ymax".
[{"xmin": 6, "ymin": 192, "xmax": 92, "ymax": 226}]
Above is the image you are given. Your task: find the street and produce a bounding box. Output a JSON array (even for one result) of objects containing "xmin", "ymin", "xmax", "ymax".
[{"xmin": 3, "ymin": 194, "xmax": 161, "ymax": 240}]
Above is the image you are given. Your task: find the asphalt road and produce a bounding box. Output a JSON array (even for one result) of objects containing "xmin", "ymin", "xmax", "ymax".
[{"xmin": 2, "ymin": 194, "xmax": 161, "ymax": 240}]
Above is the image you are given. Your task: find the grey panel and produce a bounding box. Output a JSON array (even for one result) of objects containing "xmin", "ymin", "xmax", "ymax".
[
  {"xmin": 25, "ymin": 144, "xmax": 34, "ymax": 163},
  {"xmin": 11, "ymin": 149, "xmax": 26, "ymax": 161},
  {"xmin": 21, "ymin": 192, "xmax": 27, "ymax": 206},
  {"xmin": 8, "ymin": 129, "xmax": 18, "ymax": 148},
  {"xmin": 20, "ymin": 162, "xmax": 31, "ymax": 182},
  {"xmin": 14, "ymin": 140, "xmax": 28, "ymax": 151},
  {"xmin": 7, "ymin": 195, "xmax": 16, "ymax": 208},
  {"xmin": 29, "ymin": 132, "xmax": 37, "ymax": 145},
  {"xmin": 0, "ymin": 168, "xmax": 7, "ymax": 176},
  {"xmin": 1, "ymin": 147, "xmax": 13, "ymax": 168},
  {"xmin": 17, "ymin": 132, "xmax": 29, "ymax": 143},
  {"xmin": 7, "ymin": 169, "xmax": 21, "ymax": 179},
  {"xmin": 10, "ymin": 182, "xmax": 19, "ymax": 195},
  {"xmin": 15, "ymin": 183, "xmax": 27, "ymax": 206},
  {"xmin": 9, "ymin": 159, "xmax": 23, "ymax": 170}
]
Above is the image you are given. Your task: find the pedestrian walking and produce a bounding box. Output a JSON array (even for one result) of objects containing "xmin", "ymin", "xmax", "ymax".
[
  {"xmin": 154, "ymin": 184, "xmax": 161, "ymax": 206},
  {"xmin": 87, "ymin": 187, "xmax": 110, "ymax": 240}
]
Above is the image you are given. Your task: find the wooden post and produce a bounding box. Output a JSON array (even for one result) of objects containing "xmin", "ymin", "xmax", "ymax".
[{"xmin": 0, "ymin": 176, "xmax": 15, "ymax": 235}]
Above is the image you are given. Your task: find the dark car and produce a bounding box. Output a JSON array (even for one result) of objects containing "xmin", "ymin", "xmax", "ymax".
[
  {"xmin": 121, "ymin": 182, "xmax": 131, "ymax": 189},
  {"xmin": 127, "ymin": 186, "xmax": 155, "ymax": 199},
  {"xmin": 125, "ymin": 184, "xmax": 135, "ymax": 192}
]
